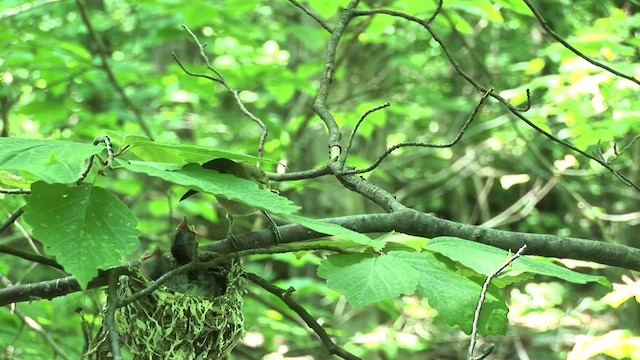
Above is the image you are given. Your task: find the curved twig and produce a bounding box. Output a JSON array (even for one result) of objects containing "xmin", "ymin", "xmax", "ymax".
[
  {"xmin": 341, "ymin": 89, "xmax": 491, "ymax": 175},
  {"xmin": 343, "ymin": 102, "xmax": 390, "ymax": 164},
  {"xmin": 522, "ymin": 0, "xmax": 640, "ymax": 86},
  {"xmin": 176, "ymin": 25, "xmax": 270, "ymax": 164}
]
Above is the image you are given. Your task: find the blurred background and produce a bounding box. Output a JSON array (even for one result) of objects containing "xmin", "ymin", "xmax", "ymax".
[{"xmin": 1, "ymin": 0, "xmax": 639, "ymax": 358}]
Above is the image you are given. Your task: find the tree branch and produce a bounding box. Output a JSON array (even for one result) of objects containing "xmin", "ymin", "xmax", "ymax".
[
  {"xmin": 74, "ymin": 0, "xmax": 153, "ymax": 138},
  {"xmin": 3, "ymin": 211, "xmax": 639, "ymax": 306},
  {"xmin": 247, "ymin": 273, "xmax": 360, "ymax": 360}
]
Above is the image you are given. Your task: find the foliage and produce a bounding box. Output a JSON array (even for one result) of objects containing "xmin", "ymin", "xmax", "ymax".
[{"xmin": 0, "ymin": 0, "xmax": 639, "ymax": 359}]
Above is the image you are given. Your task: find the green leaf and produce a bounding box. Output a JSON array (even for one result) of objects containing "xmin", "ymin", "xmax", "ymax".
[
  {"xmin": 427, "ymin": 237, "xmax": 610, "ymax": 288},
  {"xmin": 0, "ymin": 170, "xmax": 31, "ymax": 189},
  {"xmin": 394, "ymin": 251, "xmax": 509, "ymax": 335},
  {"xmin": 381, "ymin": 232, "xmax": 429, "ymax": 252},
  {"xmin": 317, "ymin": 253, "xmax": 419, "ymax": 309},
  {"xmin": 122, "ymin": 162, "xmax": 300, "ymax": 215},
  {"xmin": 105, "ymin": 131, "xmax": 274, "ymax": 164},
  {"xmin": 0, "ymin": 138, "xmax": 103, "ymax": 183},
  {"xmin": 23, "ymin": 182, "xmax": 140, "ymax": 289},
  {"xmin": 281, "ymin": 214, "xmax": 385, "ymax": 250}
]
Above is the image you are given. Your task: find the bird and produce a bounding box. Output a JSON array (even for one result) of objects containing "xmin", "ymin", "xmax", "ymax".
[
  {"xmin": 170, "ymin": 217, "xmax": 198, "ymax": 265},
  {"xmin": 140, "ymin": 247, "xmax": 172, "ymax": 280},
  {"xmin": 179, "ymin": 158, "xmax": 281, "ymax": 248}
]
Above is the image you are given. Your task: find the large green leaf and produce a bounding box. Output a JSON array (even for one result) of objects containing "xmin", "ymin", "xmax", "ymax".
[
  {"xmin": 281, "ymin": 213, "xmax": 384, "ymax": 250},
  {"xmin": 427, "ymin": 237, "xmax": 611, "ymax": 288},
  {"xmin": 318, "ymin": 250, "xmax": 509, "ymax": 335},
  {"xmin": 106, "ymin": 130, "xmax": 272, "ymax": 164},
  {"xmin": 394, "ymin": 251, "xmax": 508, "ymax": 335},
  {"xmin": 23, "ymin": 182, "xmax": 140, "ymax": 289},
  {"xmin": 122, "ymin": 161, "xmax": 300, "ymax": 215},
  {"xmin": 0, "ymin": 138, "xmax": 103, "ymax": 184},
  {"xmin": 317, "ymin": 253, "xmax": 419, "ymax": 309}
]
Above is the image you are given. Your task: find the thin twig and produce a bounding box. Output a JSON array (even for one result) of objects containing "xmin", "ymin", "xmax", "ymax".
[
  {"xmin": 426, "ymin": 0, "xmax": 444, "ymax": 24},
  {"xmin": 176, "ymin": 25, "xmax": 270, "ymax": 164},
  {"xmin": 266, "ymin": 164, "xmax": 333, "ymax": 181},
  {"xmin": 609, "ymin": 133, "xmax": 640, "ymax": 162},
  {"xmin": 74, "ymin": 0, "xmax": 153, "ymax": 137},
  {"xmin": 0, "ymin": 188, "xmax": 31, "ymax": 195},
  {"xmin": 0, "ymin": 245, "xmax": 64, "ymax": 270},
  {"xmin": 342, "ymin": 89, "xmax": 492, "ymax": 175},
  {"xmin": 0, "ymin": 208, "xmax": 24, "ymax": 234},
  {"xmin": 343, "ymin": 102, "xmax": 390, "ymax": 164},
  {"xmin": 352, "ymin": 8, "xmax": 640, "ymax": 192},
  {"xmin": 247, "ymin": 273, "xmax": 360, "ymax": 360},
  {"xmin": 522, "ymin": 0, "xmax": 640, "ymax": 86},
  {"xmin": 468, "ymin": 245, "xmax": 527, "ymax": 359},
  {"xmin": 288, "ymin": 0, "xmax": 333, "ymax": 33}
]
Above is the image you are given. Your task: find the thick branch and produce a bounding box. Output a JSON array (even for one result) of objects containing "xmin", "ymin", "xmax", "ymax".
[{"xmin": 3, "ymin": 211, "xmax": 639, "ymax": 306}]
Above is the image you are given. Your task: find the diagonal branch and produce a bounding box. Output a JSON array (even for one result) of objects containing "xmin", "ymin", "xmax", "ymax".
[
  {"xmin": 522, "ymin": 0, "xmax": 640, "ymax": 87},
  {"xmin": 352, "ymin": 8, "xmax": 640, "ymax": 192},
  {"xmin": 247, "ymin": 273, "xmax": 360, "ymax": 360},
  {"xmin": 74, "ymin": 0, "xmax": 153, "ymax": 138},
  {"xmin": 175, "ymin": 25, "xmax": 271, "ymax": 164}
]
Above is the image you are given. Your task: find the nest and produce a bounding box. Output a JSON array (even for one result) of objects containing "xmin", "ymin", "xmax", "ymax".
[{"xmin": 93, "ymin": 260, "xmax": 245, "ymax": 360}]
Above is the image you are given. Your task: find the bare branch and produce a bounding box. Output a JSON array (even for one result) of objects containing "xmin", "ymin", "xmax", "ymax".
[
  {"xmin": 312, "ymin": 0, "xmax": 361, "ymax": 162},
  {"xmin": 341, "ymin": 89, "xmax": 491, "ymax": 175},
  {"xmin": 468, "ymin": 245, "xmax": 527, "ymax": 359},
  {"xmin": 74, "ymin": 0, "xmax": 153, "ymax": 138},
  {"xmin": 247, "ymin": 273, "xmax": 360, "ymax": 360},
  {"xmin": 288, "ymin": 0, "xmax": 333, "ymax": 33},
  {"xmin": 0, "ymin": 244, "xmax": 64, "ymax": 270},
  {"xmin": 352, "ymin": 8, "xmax": 640, "ymax": 192},
  {"xmin": 522, "ymin": 0, "xmax": 640, "ymax": 87},
  {"xmin": 0, "ymin": 208, "xmax": 24, "ymax": 234},
  {"xmin": 3, "ymin": 211, "xmax": 640, "ymax": 306},
  {"xmin": 176, "ymin": 25, "xmax": 270, "ymax": 163},
  {"xmin": 105, "ymin": 270, "xmax": 123, "ymax": 359},
  {"xmin": 343, "ymin": 102, "xmax": 390, "ymax": 164},
  {"xmin": 266, "ymin": 164, "xmax": 333, "ymax": 181},
  {"xmin": 0, "ymin": 273, "xmax": 72, "ymax": 360}
]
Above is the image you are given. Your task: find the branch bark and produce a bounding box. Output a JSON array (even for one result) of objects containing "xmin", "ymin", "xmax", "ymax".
[{"xmin": 3, "ymin": 210, "xmax": 638, "ymax": 306}]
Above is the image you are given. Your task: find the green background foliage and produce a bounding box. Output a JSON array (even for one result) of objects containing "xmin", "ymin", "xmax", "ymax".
[{"xmin": 1, "ymin": 0, "xmax": 639, "ymax": 359}]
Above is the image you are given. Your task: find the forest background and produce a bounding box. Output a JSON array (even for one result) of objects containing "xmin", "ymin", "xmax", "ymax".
[{"xmin": 1, "ymin": 0, "xmax": 640, "ymax": 359}]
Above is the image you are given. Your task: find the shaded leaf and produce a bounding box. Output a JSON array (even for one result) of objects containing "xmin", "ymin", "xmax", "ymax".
[
  {"xmin": 394, "ymin": 251, "xmax": 509, "ymax": 335},
  {"xmin": 122, "ymin": 162, "xmax": 300, "ymax": 215}
]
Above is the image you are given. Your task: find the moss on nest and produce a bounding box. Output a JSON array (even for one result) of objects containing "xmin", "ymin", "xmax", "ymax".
[{"xmin": 94, "ymin": 260, "xmax": 245, "ymax": 360}]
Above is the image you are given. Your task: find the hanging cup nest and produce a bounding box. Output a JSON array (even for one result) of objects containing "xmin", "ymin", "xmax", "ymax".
[{"xmin": 93, "ymin": 259, "xmax": 245, "ymax": 360}]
